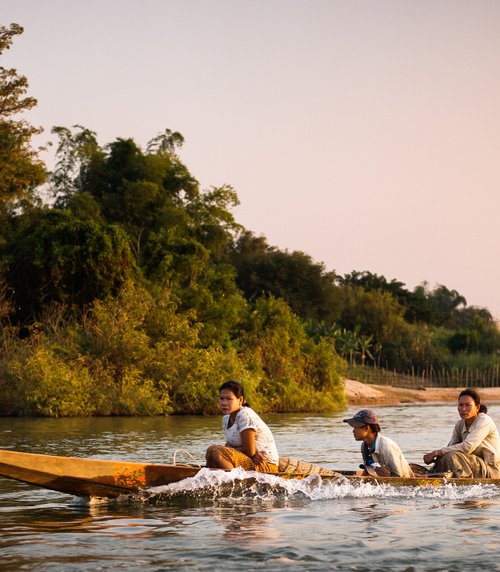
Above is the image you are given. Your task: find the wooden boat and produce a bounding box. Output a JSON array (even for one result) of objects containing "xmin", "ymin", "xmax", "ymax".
[{"xmin": 1, "ymin": 449, "xmax": 499, "ymax": 499}]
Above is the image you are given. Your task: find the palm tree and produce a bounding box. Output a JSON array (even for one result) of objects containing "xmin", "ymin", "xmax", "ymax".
[{"xmin": 358, "ymin": 334, "xmax": 374, "ymax": 366}]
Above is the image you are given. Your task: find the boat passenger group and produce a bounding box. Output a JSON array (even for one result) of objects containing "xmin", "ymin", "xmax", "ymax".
[{"xmin": 206, "ymin": 380, "xmax": 500, "ymax": 479}]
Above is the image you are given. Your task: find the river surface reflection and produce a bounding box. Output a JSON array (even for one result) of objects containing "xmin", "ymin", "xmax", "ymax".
[{"xmin": 1, "ymin": 403, "xmax": 500, "ymax": 571}]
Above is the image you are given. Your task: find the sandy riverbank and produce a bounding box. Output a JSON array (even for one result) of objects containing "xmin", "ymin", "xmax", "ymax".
[{"xmin": 344, "ymin": 378, "xmax": 500, "ymax": 406}]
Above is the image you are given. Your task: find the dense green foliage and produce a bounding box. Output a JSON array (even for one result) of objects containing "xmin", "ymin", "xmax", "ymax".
[
  {"xmin": 5, "ymin": 210, "xmax": 136, "ymax": 320},
  {"xmin": 234, "ymin": 241, "xmax": 500, "ymax": 373},
  {"xmin": 0, "ymin": 24, "xmax": 498, "ymax": 417}
]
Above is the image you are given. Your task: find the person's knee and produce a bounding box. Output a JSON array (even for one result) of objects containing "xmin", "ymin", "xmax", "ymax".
[
  {"xmin": 205, "ymin": 445, "xmax": 217, "ymax": 466},
  {"xmin": 437, "ymin": 451, "xmax": 475, "ymax": 477},
  {"xmin": 206, "ymin": 447, "xmax": 224, "ymax": 467},
  {"xmin": 211, "ymin": 451, "xmax": 221, "ymax": 463}
]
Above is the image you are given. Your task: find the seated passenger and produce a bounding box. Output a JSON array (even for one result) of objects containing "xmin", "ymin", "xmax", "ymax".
[
  {"xmin": 343, "ymin": 409, "xmax": 414, "ymax": 478},
  {"xmin": 205, "ymin": 380, "xmax": 279, "ymax": 473},
  {"xmin": 423, "ymin": 388, "xmax": 500, "ymax": 478}
]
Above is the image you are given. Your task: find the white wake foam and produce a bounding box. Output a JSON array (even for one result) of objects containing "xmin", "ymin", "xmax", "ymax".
[{"xmin": 138, "ymin": 467, "xmax": 500, "ymax": 503}]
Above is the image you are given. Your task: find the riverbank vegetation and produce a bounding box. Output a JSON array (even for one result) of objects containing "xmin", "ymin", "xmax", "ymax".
[{"xmin": 0, "ymin": 24, "xmax": 499, "ymax": 416}]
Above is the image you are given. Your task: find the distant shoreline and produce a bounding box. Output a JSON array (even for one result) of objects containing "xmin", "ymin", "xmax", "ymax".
[{"xmin": 344, "ymin": 378, "xmax": 500, "ymax": 407}]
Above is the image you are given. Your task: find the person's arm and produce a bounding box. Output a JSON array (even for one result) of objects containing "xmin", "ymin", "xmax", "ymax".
[
  {"xmin": 241, "ymin": 427, "xmax": 267, "ymax": 464},
  {"xmin": 447, "ymin": 421, "xmax": 463, "ymax": 447},
  {"xmin": 240, "ymin": 428, "xmax": 266, "ymax": 463},
  {"xmin": 236, "ymin": 408, "xmax": 270, "ymax": 465},
  {"xmin": 423, "ymin": 418, "xmax": 493, "ymax": 464},
  {"xmin": 423, "ymin": 421, "xmax": 462, "ymax": 464},
  {"xmin": 377, "ymin": 438, "xmax": 410, "ymax": 477},
  {"xmin": 441, "ymin": 416, "xmax": 493, "ymax": 456}
]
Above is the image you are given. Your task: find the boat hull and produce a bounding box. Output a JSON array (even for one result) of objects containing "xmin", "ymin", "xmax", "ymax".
[
  {"xmin": 1, "ymin": 449, "xmax": 499, "ymax": 498},
  {"xmin": 0, "ymin": 449, "xmax": 200, "ymax": 498}
]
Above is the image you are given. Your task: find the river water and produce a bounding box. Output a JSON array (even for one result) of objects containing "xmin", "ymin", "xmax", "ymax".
[{"xmin": 1, "ymin": 404, "xmax": 500, "ymax": 571}]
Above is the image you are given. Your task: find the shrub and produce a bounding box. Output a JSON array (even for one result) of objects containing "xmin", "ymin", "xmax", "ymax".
[
  {"xmin": 239, "ymin": 296, "xmax": 347, "ymax": 412},
  {"xmin": 7, "ymin": 346, "xmax": 95, "ymax": 416}
]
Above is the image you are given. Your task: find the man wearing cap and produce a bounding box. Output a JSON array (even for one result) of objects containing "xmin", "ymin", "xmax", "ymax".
[{"xmin": 343, "ymin": 409, "xmax": 414, "ymax": 478}]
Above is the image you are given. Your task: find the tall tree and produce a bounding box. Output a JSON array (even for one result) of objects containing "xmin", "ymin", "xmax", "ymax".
[
  {"xmin": 49, "ymin": 127, "xmax": 200, "ymax": 257},
  {"xmin": 0, "ymin": 24, "xmax": 46, "ymax": 206},
  {"xmin": 50, "ymin": 125, "xmax": 103, "ymax": 202}
]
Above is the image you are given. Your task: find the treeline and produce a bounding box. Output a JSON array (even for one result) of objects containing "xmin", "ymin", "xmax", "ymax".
[
  {"xmin": 1, "ymin": 24, "xmax": 499, "ymax": 416},
  {"xmin": 0, "ymin": 120, "xmax": 347, "ymax": 416},
  {"xmin": 234, "ymin": 245, "xmax": 500, "ymax": 368}
]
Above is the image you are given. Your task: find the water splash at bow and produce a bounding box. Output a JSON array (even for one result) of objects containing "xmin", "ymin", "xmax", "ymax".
[{"xmin": 137, "ymin": 467, "xmax": 500, "ymax": 504}]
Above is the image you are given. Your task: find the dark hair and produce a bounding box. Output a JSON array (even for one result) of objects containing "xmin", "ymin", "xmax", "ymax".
[
  {"xmin": 219, "ymin": 380, "xmax": 250, "ymax": 407},
  {"xmin": 459, "ymin": 388, "xmax": 487, "ymax": 414},
  {"xmin": 368, "ymin": 423, "xmax": 381, "ymax": 434}
]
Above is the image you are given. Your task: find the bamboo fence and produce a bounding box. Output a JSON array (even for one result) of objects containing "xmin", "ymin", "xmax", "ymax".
[{"xmin": 347, "ymin": 364, "xmax": 500, "ymax": 389}]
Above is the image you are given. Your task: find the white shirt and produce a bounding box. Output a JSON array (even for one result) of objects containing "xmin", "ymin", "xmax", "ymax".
[
  {"xmin": 441, "ymin": 412, "xmax": 500, "ymax": 475},
  {"xmin": 362, "ymin": 434, "xmax": 414, "ymax": 478},
  {"xmin": 223, "ymin": 406, "xmax": 279, "ymax": 465}
]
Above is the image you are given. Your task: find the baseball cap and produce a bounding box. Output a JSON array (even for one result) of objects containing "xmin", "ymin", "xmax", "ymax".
[{"xmin": 343, "ymin": 409, "xmax": 379, "ymax": 428}]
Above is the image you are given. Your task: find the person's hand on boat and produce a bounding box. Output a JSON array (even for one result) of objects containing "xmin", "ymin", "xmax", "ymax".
[
  {"xmin": 423, "ymin": 450, "xmax": 443, "ymax": 464},
  {"xmin": 251, "ymin": 451, "xmax": 266, "ymax": 465},
  {"xmin": 360, "ymin": 463, "xmax": 391, "ymax": 477},
  {"xmin": 373, "ymin": 464, "xmax": 391, "ymax": 477}
]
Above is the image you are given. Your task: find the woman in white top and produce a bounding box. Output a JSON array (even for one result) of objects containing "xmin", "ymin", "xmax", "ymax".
[
  {"xmin": 205, "ymin": 380, "xmax": 279, "ymax": 473},
  {"xmin": 423, "ymin": 388, "xmax": 500, "ymax": 478}
]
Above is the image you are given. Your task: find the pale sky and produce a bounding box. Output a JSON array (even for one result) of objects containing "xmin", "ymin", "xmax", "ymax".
[{"xmin": 3, "ymin": 0, "xmax": 500, "ymax": 318}]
